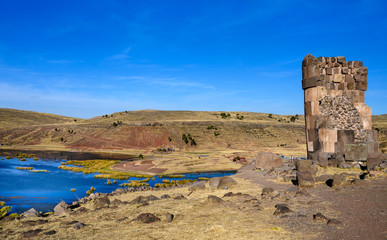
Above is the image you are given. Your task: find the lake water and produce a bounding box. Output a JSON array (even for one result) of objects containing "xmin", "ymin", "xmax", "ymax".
[{"xmin": 0, "ymin": 156, "xmax": 235, "ymax": 213}]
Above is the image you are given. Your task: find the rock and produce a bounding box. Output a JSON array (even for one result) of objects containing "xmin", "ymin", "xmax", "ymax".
[
  {"xmin": 165, "ymin": 213, "xmax": 174, "ymax": 222},
  {"xmin": 295, "ymin": 160, "xmax": 315, "ymax": 187},
  {"xmin": 313, "ymin": 212, "xmax": 329, "ymax": 221},
  {"xmin": 22, "ymin": 208, "xmax": 42, "ymax": 218},
  {"xmin": 217, "ymin": 176, "xmax": 237, "ymax": 189},
  {"xmin": 209, "ymin": 177, "xmax": 221, "ymax": 188},
  {"xmin": 130, "ymin": 196, "xmax": 148, "ymax": 204},
  {"xmin": 295, "ymin": 189, "xmax": 310, "ymax": 197},
  {"xmin": 327, "ymin": 218, "xmax": 341, "ymax": 225},
  {"xmin": 188, "ymin": 181, "xmax": 207, "ymax": 191},
  {"xmin": 207, "ymin": 195, "xmax": 225, "ymax": 205},
  {"xmin": 146, "ymin": 195, "xmax": 160, "ymax": 201},
  {"xmin": 256, "ymin": 151, "xmax": 283, "ymax": 170},
  {"xmin": 70, "ymin": 201, "xmax": 80, "ymax": 209},
  {"xmin": 22, "ymin": 219, "xmax": 48, "ymax": 227},
  {"xmin": 223, "ymin": 192, "xmax": 244, "ymax": 197},
  {"xmin": 73, "ymin": 222, "xmax": 85, "ymax": 230},
  {"xmin": 367, "ymin": 152, "xmax": 382, "ymax": 170},
  {"xmin": 261, "ymin": 187, "xmax": 274, "ymax": 196},
  {"xmin": 117, "ymin": 217, "xmax": 128, "ymax": 222},
  {"xmin": 110, "ymin": 199, "xmax": 124, "ymax": 207},
  {"xmin": 93, "ymin": 196, "xmax": 110, "ymax": 209},
  {"xmin": 88, "ymin": 193, "xmax": 96, "ymax": 200},
  {"xmin": 173, "ymin": 194, "xmax": 186, "ymax": 200},
  {"xmin": 160, "ymin": 194, "xmax": 170, "ymax": 199},
  {"xmin": 44, "ymin": 230, "xmax": 56, "ymax": 235},
  {"xmin": 70, "ymin": 207, "xmax": 88, "ymax": 216},
  {"xmin": 332, "ymin": 173, "xmax": 347, "ymax": 187},
  {"xmin": 23, "ymin": 229, "xmax": 42, "ymax": 238},
  {"xmin": 54, "ymin": 201, "xmax": 70, "ymax": 216},
  {"xmin": 315, "ymin": 174, "xmax": 333, "ymax": 182},
  {"xmin": 273, "ymin": 204, "xmax": 292, "ymax": 215},
  {"xmin": 114, "ymin": 188, "xmax": 125, "ymax": 194},
  {"xmin": 338, "ymin": 161, "xmax": 352, "ymax": 169},
  {"xmin": 133, "ymin": 213, "xmax": 160, "ymax": 223}
]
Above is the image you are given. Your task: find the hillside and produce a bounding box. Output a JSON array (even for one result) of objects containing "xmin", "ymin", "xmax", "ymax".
[
  {"xmin": 0, "ymin": 108, "xmax": 386, "ymax": 156},
  {"xmin": 0, "ymin": 108, "xmax": 77, "ymax": 130}
]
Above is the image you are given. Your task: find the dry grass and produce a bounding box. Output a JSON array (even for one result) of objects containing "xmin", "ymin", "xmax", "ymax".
[{"xmin": 0, "ymin": 178, "xmax": 317, "ymax": 240}]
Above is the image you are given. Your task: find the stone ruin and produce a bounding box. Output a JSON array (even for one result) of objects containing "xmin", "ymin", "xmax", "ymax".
[{"xmin": 302, "ymin": 54, "xmax": 381, "ymax": 167}]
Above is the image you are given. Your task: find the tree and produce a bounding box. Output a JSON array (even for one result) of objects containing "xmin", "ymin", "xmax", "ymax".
[
  {"xmin": 290, "ymin": 116, "xmax": 296, "ymax": 122},
  {"xmin": 268, "ymin": 114, "xmax": 273, "ymax": 118}
]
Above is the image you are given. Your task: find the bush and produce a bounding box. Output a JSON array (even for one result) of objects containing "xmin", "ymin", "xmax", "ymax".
[
  {"xmin": 138, "ymin": 154, "xmax": 144, "ymax": 159},
  {"xmin": 191, "ymin": 139, "xmax": 197, "ymax": 146},
  {"xmin": 220, "ymin": 113, "xmax": 231, "ymax": 119}
]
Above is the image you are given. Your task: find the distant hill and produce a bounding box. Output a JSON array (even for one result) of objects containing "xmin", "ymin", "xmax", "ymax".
[
  {"xmin": 0, "ymin": 108, "xmax": 386, "ymax": 155},
  {"xmin": 0, "ymin": 108, "xmax": 77, "ymax": 130}
]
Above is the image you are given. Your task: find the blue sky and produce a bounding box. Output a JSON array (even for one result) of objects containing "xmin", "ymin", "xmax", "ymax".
[{"xmin": 0, "ymin": 0, "xmax": 386, "ymax": 118}]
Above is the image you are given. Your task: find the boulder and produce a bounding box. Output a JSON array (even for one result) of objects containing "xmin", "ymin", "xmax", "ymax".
[
  {"xmin": 93, "ymin": 196, "xmax": 110, "ymax": 209},
  {"xmin": 207, "ymin": 195, "xmax": 225, "ymax": 205},
  {"xmin": 367, "ymin": 152, "xmax": 382, "ymax": 170},
  {"xmin": 327, "ymin": 218, "xmax": 341, "ymax": 225},
  {"xmin": 110, "ymin": 199, "xmax": 124, "ymax": 207},
  {"xmin": 133, "ymin": 213, "xmax": 160, "ymax": 223},
  {"xmin": 22, "ymin": 208, "xmax": 41, "ymax": 218},
  {"xmin": 273, "ymin": 204, "xmax": 292, "ymax": 215},
  {"xmin": 73, "ymin": 222, "xmax": 85, "ymax": 230},
  {"xmin": 217, "ymin": 176, "xmax": 237, "ymax": 189},
  {"xmin": 209, "ymin": 177, "xmax": 221, "ymax": 188},
  {"xmin": 188, "ymin": 181, "xmax": 207, "ymax": 191},
  {"xmin": 256, "ymin": 152, "xmax": 283, "ymax": 170},
  {"xmin": 261, "ymin": 187, "xmax": 274, "ymax": 196},
  {"xmin": 295, "ymin": 160, "xmax": 315, "ymax": 187},
  {"xmin": 332, "ymin": 173, "xmax": 347, "ymax": 187},
  {"xmin": 54, "ymin": 201, "xmax": 70, "ymax": 216}
]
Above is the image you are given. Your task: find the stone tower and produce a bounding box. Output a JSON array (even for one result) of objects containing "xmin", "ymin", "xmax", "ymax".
[{"xmin": 302, "ymin": 54, "xmax": 379, "ymax": 166}]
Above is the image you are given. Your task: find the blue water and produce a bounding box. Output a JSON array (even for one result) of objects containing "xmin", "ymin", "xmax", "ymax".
[{"xmin": 0, "ymin": 157, "xmax": 235, "ymax": 213}]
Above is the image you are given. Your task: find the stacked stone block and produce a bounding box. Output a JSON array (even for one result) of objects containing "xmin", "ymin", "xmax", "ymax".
[{"xmin": 302, "ymin": 54, "xmax": 379, "ymax": 165}]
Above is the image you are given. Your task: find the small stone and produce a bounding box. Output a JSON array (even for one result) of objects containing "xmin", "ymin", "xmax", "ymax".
[
  {"xmin": 44, "ymin": 230, "xmax": 56, "ymax": 235},
  {"xmin": 261, "ymin": 187, "xmax": 274, "ymax": 196},
  {"xmin": 70, "ymin": 207, "xmax": 88, "ymax": 216},
  {"xmin": 73, "ymin": 222, "xmax": 85, "ymax": 230},
  {"xmin": 117, "ymin": 217, "xmax": 128, "ymax": 222},
  {"xmin": 188, "ymin": 181, "xmax": 206, "ymax": 191},
  {"xmin": 134, "ymin": 213, "xmax": 160, "ymax": 223},
  {"xmin": 23, "ymin": 229, "xmax": 42, "ymax": 238},
  {"xmin": 165, "ymin": 213, "xmax": 174, "ymax": 222},
  {"xmin": 273, "ymin": 204, "xmax": 292, "ymax": 215},
  {"xmin": 173, "ymin": 193, "xmax": 186, "ymax": 200},
  {"xmin": 22, "ymin": 208, "xmax": 42, "ymax": 218},
  {"xmin": 207, "ymin": 195, "xmax": 225, "ymax": 205},
  {"xmin": 327, "ymin": 218, "xmax": 341, "ymax": 225},
  {"xmin": 313, "ymin": 212, "xmax": 329, "ymax": 221},
  {"xmin": 160, "ymin": 194, "xmax": 170, "ymax": 199},
  {"xmin": 110, "ymin": 199, "xmax": 123, "ymax": 207},
  {"xmin": 93, "ymin": 196, "xmax": 110, "ymax": 209}
]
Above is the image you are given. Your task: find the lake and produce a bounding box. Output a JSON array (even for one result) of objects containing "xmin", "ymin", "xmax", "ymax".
[{"xmin": 0, "ymin": 156, "xmax": 235, "ymax": 213}]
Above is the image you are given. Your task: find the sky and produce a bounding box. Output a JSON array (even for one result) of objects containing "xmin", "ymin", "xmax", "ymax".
[{"xmin": 0, "ymin": 0, "xmax": 386, "ymax": 118}]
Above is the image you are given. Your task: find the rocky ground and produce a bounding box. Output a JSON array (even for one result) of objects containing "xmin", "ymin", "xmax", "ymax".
[{"xmin": 1, "ymin": 158, "xmax": 386, "ymax": 240}]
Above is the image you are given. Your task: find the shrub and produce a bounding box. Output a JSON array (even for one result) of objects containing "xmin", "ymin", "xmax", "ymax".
[
  {"xmin": 220, "ymin": 113, "xmax": 231, "ymax": 119},
  {"xmin": 0, "ymin": 206, "xmax": 11, "ymax": 220},
  {"xmin": 106, "ymin": 180, "xmax": 112, "ymax": 185},
  {"xmin": 268, "ymin": 114, "xmax": 273, "ymax": 118},
  {"xmin": 138, "ymin": 154, "xmax": 144, "ymax": 159},
  {"xmin": 214, "ymin": 131, "xmax": 220, "ymax": 137},
  {"xmin": 191, "ymin": 139, "xmax": 197, "ymax": 146}
]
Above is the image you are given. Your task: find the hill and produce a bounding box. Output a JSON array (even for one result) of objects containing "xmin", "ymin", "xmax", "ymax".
[{"xmin": 0, "ymin": 108, "xmax": 386, "ymax": 156}]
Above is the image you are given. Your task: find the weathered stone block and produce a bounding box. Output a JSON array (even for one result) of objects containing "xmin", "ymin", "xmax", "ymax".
[
  {"xmin": 335, "ymin": 142, "xmax": 345, "ymax": 153},
  {"xmin": 305, "ymin": 115, "xmax": 317, "ymax": 129},
  {"xmin": 337, "ymin": 56, "xmax": 345, "ymax": 63},
  {"xmin": 356, "ymin": 81, "xmax": 367, "ymax": 91},
  {"xmin": 256, "ymin": 151, "xmax": 283, "ymax": 170},
  {"xmin": 337, "ymin": 130, "xmax": 355, "ymax": 143},
  {"xmin": 353, "ymin": 61, "xmax": 363, "ymax": 67},
  {"xmin": 333, "ymin": 74, "xmax": 343, "ymax": 83},
  {"xmin": 326, "ymin": 67, "xmax": 332, "ymax": 75},
  {"xmin": 307, "ymin": 141, "xmax": 314, "ymax": 152},
  {"xmin": 357, "ymin": 67, "xmax": 368, "ymax": 75},
  {"xmin": 328, "ymin": 90, "xmax": 342, "ymax": 98},
  {"xmin": 321, "ymin": 141, "xmax": 335, "ymax": 153},
  {"xmin": 367, "ymin": 152, "xmax": 382, "ymax": 170},
  {"xmin": 341, "ymin": 67, "xmax": 349, "ymax": 74},
  {"xmin": 345, "ymin": 143, "xmax": 368, "ymax": 161},
  {"xmin": 354, "ymin": 103, "xmax": 372, "ymax": 116},
  {"xmin": 354, "ymin": 74, "xmax": 362, "ymax": 82},
  {"xmin": 305, "ymin": 87, "xmax": 326, "ymax": 102},
  {"xmin": 318, "ymin": 129, "xmax": 338, "ymax": 142},
  {"xmin": 333, "ymin": 68, "xmax": 340, "ymax": 74},
  {"xmin": 362, "ymin": 116, "xmax": 372, "ymax": 130}
]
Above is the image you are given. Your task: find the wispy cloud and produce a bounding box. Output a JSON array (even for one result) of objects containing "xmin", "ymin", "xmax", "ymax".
[{"xmin": 109, "ymin": 47, "xmax": 132, "ymax": 60}]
